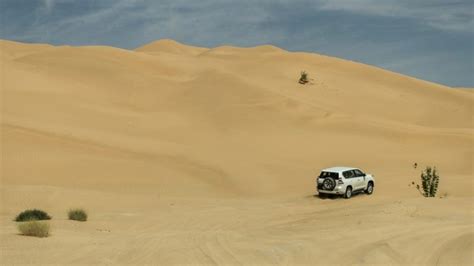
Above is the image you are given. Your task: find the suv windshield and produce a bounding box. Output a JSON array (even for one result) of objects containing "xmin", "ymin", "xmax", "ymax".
[{"xmin": 319, "ymin": 171, "xmax": 339, "ymax": 179}]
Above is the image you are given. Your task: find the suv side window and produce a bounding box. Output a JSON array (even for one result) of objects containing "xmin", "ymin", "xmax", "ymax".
[
  {"xmin": 353, "ymin": 169, "xmax": 364, "ymax": 177},
  {"xmin": 343, "ymin": 170, "xmax": 354, "ymax": 179}
]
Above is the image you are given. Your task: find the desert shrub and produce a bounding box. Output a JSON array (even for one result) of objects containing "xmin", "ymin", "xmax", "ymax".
[
  {"xmin": 299, "ymin": 71, "xmax": 309, "ymax": 84},
  {"xmin": 417, "ymin": 166, "xmax": 440, "ymax": 197},
  {"xmin": 15, "ymin": 209, "xmax": 51, "ymax": 222},
  {"xmin": 17, "ymin": 220, "xmax": 50, "ymax": 237},
  {"xmin": 68, "ymin": 209, "xmax": 87, "ymax": 222}
]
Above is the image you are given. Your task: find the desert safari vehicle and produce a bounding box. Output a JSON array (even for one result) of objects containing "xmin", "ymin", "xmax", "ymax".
[{"xmin": 317, "ymin": 166, "xmax": 375, "ymax": 199}]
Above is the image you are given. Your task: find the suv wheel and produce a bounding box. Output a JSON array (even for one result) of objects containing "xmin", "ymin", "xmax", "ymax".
[
  {"xmin": 344, "ymin": 187, "xmax": 352, "ymax": 199},
  {"xmin": 366, "ymin": 182, "xmax": 374, "ymax": 195},
  {"xmin": 322, "ymin": 177, "xmax": 336, "ymax": 191}
]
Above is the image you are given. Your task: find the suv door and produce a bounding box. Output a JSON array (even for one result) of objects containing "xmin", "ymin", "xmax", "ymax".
[
  {"xmin": 353, "ymin": 169, "xmax": 366, "ymax": 190},
  {"xmin": 342, "ymin": 170, "xmax": 356, "ymax": 189}
]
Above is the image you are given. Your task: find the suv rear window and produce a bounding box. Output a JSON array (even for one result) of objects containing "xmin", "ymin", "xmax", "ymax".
[{"xmin": 319, "ymin": 172, "xmax": 339, "ymax": 179}]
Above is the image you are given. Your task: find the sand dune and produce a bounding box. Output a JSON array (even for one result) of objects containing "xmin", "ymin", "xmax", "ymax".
[
  {"xmin": 456, "ymin": 87, "xmax": 474, "ymax": 94},
  {"xmin": 1, "ymin": 39, "xmax": 473, "ymax": 265},
  {"xmin": 136, "ymin": 39, "xmax": 209, "ymax": 56}
]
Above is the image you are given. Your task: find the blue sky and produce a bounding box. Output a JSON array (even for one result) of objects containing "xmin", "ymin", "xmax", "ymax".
[{"xmin": 1, "ymin": 0, "xmax": 473, "ymax": 87}]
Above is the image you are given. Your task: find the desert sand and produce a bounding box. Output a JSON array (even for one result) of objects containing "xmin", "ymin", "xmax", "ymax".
[
  {"xmin": 0, "ymin": 39, "xmax": 472, "ymax": 265},
  {"xmin": 456, "ymin": 87, "xmax": 474, "ymax": 93}
]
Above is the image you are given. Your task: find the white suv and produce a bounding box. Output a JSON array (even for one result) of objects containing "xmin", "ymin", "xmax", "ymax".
[{"xmin": 317, "ymin": 166, "xmax": 375, "ymax": 199}]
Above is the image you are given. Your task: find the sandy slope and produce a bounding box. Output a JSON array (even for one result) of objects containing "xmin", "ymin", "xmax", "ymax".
[
  {"xmin": 1, "ymin": 39, "xmax": 473, "ymax": 265},
  {"xmin": 456, "ymin": 87, "xmax": 474, "ymax": 94}
]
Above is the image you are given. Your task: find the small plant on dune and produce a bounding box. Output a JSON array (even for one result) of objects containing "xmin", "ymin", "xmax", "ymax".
[
  {"xmin": 17, "ymin": 220, "xmax": 50, "ymax": 237},
  {"xmin": 15, "ymin": 209, "xmax": 51, "ymax": 222},
  {"xmin": 299, "ymin": 71, "xmax": 309, "ymax": 84},
  {"xmin": 414, "ymin": 166, "xmax": 440, "ymax": 197},
  {"xmin": 420, "ymin": 166, "xmax": 440, "ymax": 197},
  {"xmin": 68, "ymin": 209, "xmax": 88, "ymax": 222}
]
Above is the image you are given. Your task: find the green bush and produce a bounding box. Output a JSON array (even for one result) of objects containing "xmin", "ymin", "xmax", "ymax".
[
  {"xmin": 419, "ymin": 166, "xmax": 440, "ymax": 197},
  {"xmin": 68, "ymin": 209, "xmax": 87, "ymax": 222},
  {"xmin": 17, "ymin": 221, "xmax": 50, "ymax": 237},
  {"xmin": 15, "ymin": 209, "xmax": 51, "ymax": 222},
  {"xmin": 299, "ymin": 71, "xmax": 309, "ymax": 84}
]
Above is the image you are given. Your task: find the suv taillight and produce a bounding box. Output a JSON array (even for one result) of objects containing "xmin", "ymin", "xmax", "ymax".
[{"xmin": 337, "ymin": 180, "xmax": 344, "ymax": 184}]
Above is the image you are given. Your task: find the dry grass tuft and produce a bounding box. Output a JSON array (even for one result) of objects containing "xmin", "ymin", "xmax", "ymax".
[
  {"xmin": 17, "ymin": 220, "xmax": 50, "ymax": 238},
  {"xmin": 68, "ymin": 208, "xmax": 88, "ymax": 222}
]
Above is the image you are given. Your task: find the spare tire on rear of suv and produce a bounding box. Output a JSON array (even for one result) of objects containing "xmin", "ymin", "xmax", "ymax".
[{"xmin": 322, "ymin": 177, "xmax": 336, "ymax": 191}]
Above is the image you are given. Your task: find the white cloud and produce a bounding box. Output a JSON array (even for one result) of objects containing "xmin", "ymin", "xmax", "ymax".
[
  {"xmin": 43, "ymin": 0, "xmax": 55, "ymax": 13},
  {"xmin": 319, "ymin": 0, "xmax": 474, "ymax": 32}
]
